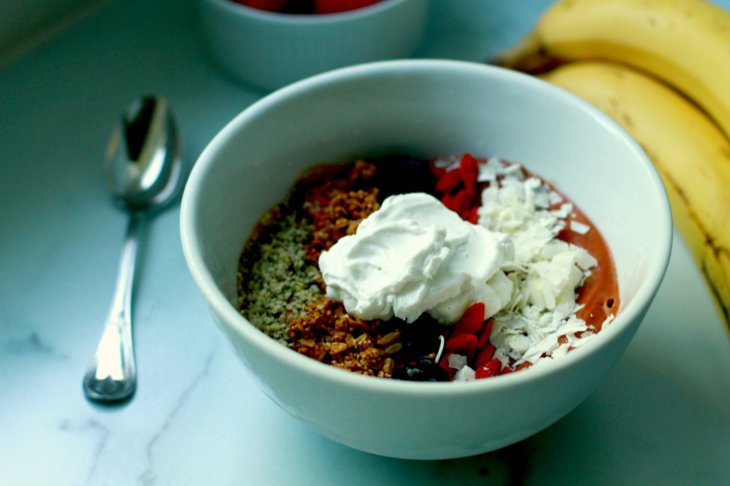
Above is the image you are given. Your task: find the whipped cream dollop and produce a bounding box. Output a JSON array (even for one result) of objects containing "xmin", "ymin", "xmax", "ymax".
[{"xmin": 318, "ymin": 193, "xmax": 514, "ymax": 324}]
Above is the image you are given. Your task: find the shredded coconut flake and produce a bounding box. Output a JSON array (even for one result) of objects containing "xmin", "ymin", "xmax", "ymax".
[
  {"xmin": 570, "ymin": 220, "xmax": 591, "ymax": 235},
  {"xmin": 548, "ymin": 190, "xmax": 563, "ymax": 205},
  {"xmin": 435, "ymin": 335, "xmax": 446, "ymax": 363},
  {"xmin": 448, "ymin": 353, "xmax": 468, "ymax": 370},
  {"xmin": 454, "ymin": 365, "xmax": 476, "ymax": 382},
  {"xmin": 476, "ymin": 167, "xmax": 602, "ymax": 368}
]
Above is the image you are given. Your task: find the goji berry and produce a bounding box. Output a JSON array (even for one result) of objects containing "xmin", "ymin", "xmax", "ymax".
[
  {"xmin": 475, "ymin": 366, "xmax": 495, "ymax": 379},
  {"xmin": 475, "ymin": 343, "xmax": 495, "ymax": 369},
  {"xmin": 440, "ymin": 192, "xmax": 455, "ymax": 211},
  {"xmin": 477, "ymin": 318, "xmax": 494, "ymax": 349},
  {"xmin": 444, "ymin": 333, "xmax": 478, "ymax": 358},
  {"xmin": 475, "ymin": 358, "xmax": 503, "ymax": 379},
  {"xmin": 444, "ymin": 188, "xmax": 472, "ymax": 216},
  {"xmin": 452, "ymin": 302, "xmax": 485, "ymax": 336},
  {"xmin": 485, "ymin": 358, "xmax": 502, "ymax": 373},
  {"xmin": 435, "ymin": 169, "xmax": 462, "ymax": 193},
  {"xmin": 438, "ymin": 352, "xmax": 451, "ymax": 369},
  {"xmin": 465, "ymin": 206, "xmax": 479, "ymax": 224},
  {"xmin": 459, "ymin": 153, "xmax": 479, "ymax": 194}
]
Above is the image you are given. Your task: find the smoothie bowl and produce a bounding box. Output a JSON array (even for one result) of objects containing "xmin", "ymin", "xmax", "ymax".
[{"xmin": 180, "ymin": 60, "xmax": 671, "ymax": 459}]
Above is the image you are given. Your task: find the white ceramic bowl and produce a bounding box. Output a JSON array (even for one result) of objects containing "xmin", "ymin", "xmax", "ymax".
[
  {"xmin": 198, "ymin": 0, "xmax": 428, "ymax": 90},
  {"xmin": 180, "ymin": 60, "xmax": 672, "ymax": 459}
]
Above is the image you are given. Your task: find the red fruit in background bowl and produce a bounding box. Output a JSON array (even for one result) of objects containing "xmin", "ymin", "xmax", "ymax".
[
  {"xmin": 233, "ymin": 0, "xmax": 288, "ymax": 12},
  {"xmin": 315, "ymin": 0, "xmax": 381, "ymax": 14}
]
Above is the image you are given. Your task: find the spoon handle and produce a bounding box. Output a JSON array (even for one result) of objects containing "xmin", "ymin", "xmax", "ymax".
[{"xmin": 83, "ymin": 213, "xmax": 143, "ymax": 403}]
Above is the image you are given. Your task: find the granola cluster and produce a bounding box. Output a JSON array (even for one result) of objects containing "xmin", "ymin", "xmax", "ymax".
[
  {"xmin": 287, "ymin": 298, "xmax": 401, "ymax": 377},
  {"xmin": 301, "ymin": 160, "xmax": 381, "ymax": 264}
]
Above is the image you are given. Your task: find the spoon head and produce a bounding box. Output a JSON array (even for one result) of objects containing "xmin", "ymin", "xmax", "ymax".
[{"xmin": 105, "ymin": 96, "xmax": 183, "ymax": 212}]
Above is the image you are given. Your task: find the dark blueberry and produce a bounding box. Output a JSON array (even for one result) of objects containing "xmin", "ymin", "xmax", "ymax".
[
  {"xmin": 372, "ymin": 155, "xmax": 437, "ymax": 200},
  {"xmin": 398, "ymin": 314, "xmax": 447, "ymax": 360},
  {"xmin": 392, "ymin": 358, "xmax": 449, "ymax": 382},
  {"xmin": 281, "ymin": 0, "xmax": 315, "ymax": 13}
]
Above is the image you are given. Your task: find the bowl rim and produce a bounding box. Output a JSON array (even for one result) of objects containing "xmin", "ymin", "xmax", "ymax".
[
  {"xmin": 205, "ymin": 0, "xmax": 415, "ymax": 24},
  {"xmin": 180, "ymin": 59, "xmax": 673, "ymax": 397}
]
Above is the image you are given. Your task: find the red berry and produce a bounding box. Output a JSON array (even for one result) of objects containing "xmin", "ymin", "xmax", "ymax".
[
  {"xmin": 465, "ymin": 206, "xmax": 479, "ymax": 224},
  {"xmin": 475, "ymin": 358, "xmax": 503, "ymax": 380},
  {"xmin": 485, "ymin": 358, "xmax": 502, "ymax": 373},
  {"xmin": 453, "ymin": 302, "xmax": 485, "ymax": 335},
  {"xmin": 444, "ymin": 333, "xmax": 478, "ymax": 359},
  {"xmin": 315, "ymin": 0, "xmax": 380, "ymax": 14},
  {"xmin": 475, "ymin": 343, "xmax": 495, "ymax": 369},
  {"xmin": 475, "ymin": 366, "xmax": 495, "ymax": 379},
  {"xmin": 459, "ymin": 153, "xmax": 479, "ymax": 194},
  {"xmin": 442, "ymin": 188, "xmax": 472, "ymax": 216},
  {"xmin": 477, "ymin": 318, "xmax": 494, "ymax": 349},
  {"xmin": 435, "ymin": 169, "xmax": 462, "ymax": 193},
  {"xmin": 439, "ymin": 192, "xmax": 456, "ymax": 211}
]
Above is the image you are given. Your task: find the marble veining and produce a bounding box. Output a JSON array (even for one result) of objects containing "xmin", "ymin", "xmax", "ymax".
[
  {"xmin": 59, "ymin": 418, "xmax": 110, "ymax": 484},
  {"xmin": 4, "ymin": 332, "xmax": 68, "ymax": 360},
  {"xmin": 137, "ymin": 348, "xmax": 216, "ymax": 486}
]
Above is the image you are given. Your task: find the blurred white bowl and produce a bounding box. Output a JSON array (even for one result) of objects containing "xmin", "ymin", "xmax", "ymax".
[
  {"xmin": 180, "ymin": 60, "xmax": 672, "ymax": 459},
  {"xmin": 198, "ymin": 0, "xmax": 428, "ymax": 90}
]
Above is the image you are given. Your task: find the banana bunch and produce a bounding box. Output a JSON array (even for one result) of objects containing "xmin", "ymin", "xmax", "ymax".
[{"xmin": 491, "ymin": 0, "xmax": 730, "ymax": 327}]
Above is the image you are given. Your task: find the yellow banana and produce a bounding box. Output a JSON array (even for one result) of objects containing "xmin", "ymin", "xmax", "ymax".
[
  {"xmin": 541, "ymin": 61, "xmax": 730, "ymax": 327},
  {"xmin": 494, "ymin": 0, "xmax": 730, "ymax": 139}
]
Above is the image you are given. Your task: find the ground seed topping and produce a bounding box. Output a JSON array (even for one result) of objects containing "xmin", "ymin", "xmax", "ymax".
[
  {"xmin": 237, "ymin": 210, "xmax": 322, "ymax": 343},
  {"xmin": 237, "ymin": 160, "xmax": 389, "ymax": 354}
]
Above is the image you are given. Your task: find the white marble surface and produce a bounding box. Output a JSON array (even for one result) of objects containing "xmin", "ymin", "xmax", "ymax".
[{"xmin": 1, "ymin": 1, "xmax": 729, "ymax": 484}]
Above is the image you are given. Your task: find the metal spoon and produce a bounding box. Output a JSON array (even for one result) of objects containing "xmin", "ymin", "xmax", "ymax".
[{"xmin": 82, "ymin": 96, "xmax": 183, "ymax": 403}]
